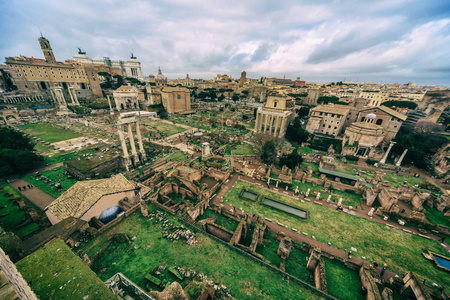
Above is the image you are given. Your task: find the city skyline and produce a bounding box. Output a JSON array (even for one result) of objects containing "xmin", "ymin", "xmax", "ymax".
[{"xmin": 1, "ymin": 0, "xmax": 450, "ymax": 85}]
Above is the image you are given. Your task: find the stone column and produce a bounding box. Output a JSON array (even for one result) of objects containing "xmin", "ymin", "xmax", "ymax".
[
  {"xmin": 107, "ymin": 95, "xmax": 114, "ymax": 115},
  {"xmin": 280, "ymin": 114, "xmax": 287, "ymax": 138},
  {"xmin": 379, "ymin": 142, "xmax": 395, "ymax": 164},
  {"xmin": 395, "ymin": 149, "xmax": 408, "ymax": 167},
  {"xmin": 269, "ymin": 115, "xmax": 274, "ymax": 135},
  {"xmin": 135, "ymin": 119, "xmax": 146, "ymax": 162},
  {"xmin": 264, "ymin": 113, "xmax": 269, "ymax": 134},
  {"xmin": 70, "ymin": 87, "xmax": 80, "ymax": 105},
  {"xmin": 128, "ymin": 123, "xmax": 139, "ymax": 163},
  {"xmin": 68, "ymin": 87, "xmax": 75, "ymax": 104},
  {"xmin": 118, "ymin": 125, "xmax": 131, "ymax": 170},
  {"xmin": 255, "ymin": 111, "xmax": 261, "ymax": 132}
]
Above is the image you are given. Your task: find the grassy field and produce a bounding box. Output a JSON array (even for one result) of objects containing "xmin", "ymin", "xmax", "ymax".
[
  {"xmin": 149, "ymin": 150, "xmax": 187, "ymax": 167},
  {"xmin": 18, "ymin": 122, "xmax": 82, "ymax": 143},
  {"xmin": 17, "ymin": 239, "xmax": 115, "ymax": 299},
  {"xmin": 424, "ymin": 205, "xmax": 450, "ymax": 228},
  {"xmin": 144, "ymin": 121, "xmax": 186, "ymax": 137},
  {"xmin": 24, "ymin": 166, "xmax": 77, "ymax": 198},
  {"xmin": 0, "ymin": 185, "xmax": 40, "ymax": 238},
  {"xmin": 383, "ymin": 173, "xmax": 426, "ymax": 187},
  {"xmin": 78, "ymin": 208, "xmax": 321, "ymax": 300},
  {"xmin": 231, "ymin": 143, "xmax": 255, "ymax": 156},
  {"xmin": 324, "ymin": 258, "xmax": 364, "ymax": 300},
  {"xmin": 301, "ymin": 161, "xmax": 319, "ymax": 172},
  {"xmin": 222, "ymin": 180, "xmax": 450, "ymax": 287}
]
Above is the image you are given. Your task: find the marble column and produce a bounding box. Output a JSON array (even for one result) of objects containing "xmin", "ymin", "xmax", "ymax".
[
  {"xmin": 107, "ymin": 95, "xmax": 114, "ymax": 115},
  {"xmin": 135, "ymin": 120, "xmax": 146, "ymax": 162},
  {"xmin": 128, "ymin": 123, "xmax": 139, "ymax": 163},
  {"xmin": 380, "ymin": 142, "xmax": 396, "ymax": 164},
  {"xmin": 118, "ymin": 126, "xmax": 131, "ymax": 170},
  {"xmin": 395, "ymin": 149, "xmax": 408, "ymax": 167}
]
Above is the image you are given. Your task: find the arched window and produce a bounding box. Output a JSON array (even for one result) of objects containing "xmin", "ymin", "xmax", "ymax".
[
  {"xmin": 376, "ymin": 119, "xmax": 383, "ymax": 125},
  {"xmin": 361, "ymin": 117, "xmax": 366, "ymax": 122}
]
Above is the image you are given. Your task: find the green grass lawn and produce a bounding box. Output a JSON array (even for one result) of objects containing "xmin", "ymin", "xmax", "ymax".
[
  {"xmin": 0, "ymin": 186, "xmax": 40, "ymax": 238},
  {"xmin": 18, "ymin": 122, "xmax": 82, "ymax": 143},
  {"xmin": 424, "ymin": 205, "xmax": 450, "ymax": 228},
  {"xmin": 149, "ymin": 151, "xmax": 188, "ymax": 167},
  {"xmin": 144, "ymin": 121, "xmax": 186, "ymax": 137},
  {"xmin": 301, "ymin": 161, "xmax": 319, "ymax": 173},
  {"xmin": 324, "ymin": 258, "xmax": 364, "ymax": 300},
  {"xmin": 231, "ymin": 143, "xmax": 255, "ymax": 156},
  {"xmin": 17, "ymin": 239, "xmax": 115, "ymax": 299},
  {"xmin": 285, "ymin": 247, "xmax": 315, "ymax": 285},
  {"xmin": 383, "ymin": 173, "xmax": 426, "ymax": 187},
  {"xmin": 78, "ymin": 208, "xmax": 321, "ymax": 300},
  {"xmin": 298, "ymin": 147, "xmax": 313, "ymax": 155},
  {"xmin": 222, "ymin": 180, "xmax": 450, "ymax": 287},
  {"xmin": 24, "ymin": 166, "xmax": 77, "ymax": 198},
  {"xmin": 197, "ymin": 209, "xmax": 239, "ymax": 232}
]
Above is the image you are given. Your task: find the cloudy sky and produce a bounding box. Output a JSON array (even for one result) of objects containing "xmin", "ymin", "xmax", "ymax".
[{"xmin": 1, "ymin": 0, "xmax": 450, "ymax": 85}]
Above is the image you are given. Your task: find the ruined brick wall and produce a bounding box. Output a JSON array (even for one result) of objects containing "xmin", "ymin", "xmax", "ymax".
[
  {"xmin": 400, "ymin": 273, "xmax": 432, "ymax": 300},
  {"xmin": 360, "ymin": 267, "xmax": 382, "ymax": 300},
  {"xmin": 314, "ymin": 257, "xmax": 328, "ymax": 293},
  {"xmin": 206, "ymin": 169, "xmax": 231, "ymax": 182},
  {"xmin": 205, "ymin": 223, "xmax": 233, "ymax": 242}
]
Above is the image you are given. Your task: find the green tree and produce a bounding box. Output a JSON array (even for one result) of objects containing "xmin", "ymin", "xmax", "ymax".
[
  {"xmin": 279, "ymin": 149, "xmax": 303, "ymax": 169},
  {"xmin": 297, "ymin": 106, "xmax": 310, "ymax": 117},
  {"xmin": 285, "ymin": 117, "xmax": 309, "ymax": 144},
  {"xmin": 209, "ymin": 90, "xmax": 217, "ymax": 100},
  {"xmin": 382, "ymin": 100, "xmax": 418, "ymax": 109},
  {"xmin": 232, "ymin": 94, "xmax": 239, "ymax": 102},
  {"xmin": 158, "ymin": 106, "xmax": 169, "ymax": 119},
  {"xmin": 261, "ymin": 140, "xmax": 276, "ymax": 164},
  {"xmin": 0, "ymin": 127, "xmax": 43, "ymax": 176},
  {"xmin": 218, "ymin": 94, "xmax": 225, "ymax": 101}
]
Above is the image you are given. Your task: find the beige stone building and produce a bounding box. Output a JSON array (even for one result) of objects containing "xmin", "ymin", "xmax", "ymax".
[
  {"xmin": 45, "ymin": 174, "xmax": 138, "ymax": 225},
  {"xmin": 113, "ymin": 85, "xmax": 140, "ymax": 111},
  {"xmin": 254, "ymin": 92, "xmax": 295, "ymax": 138},
  {"xmin": 160, "ymin": 86, "xmax": 192, "ymax": 114},
  {"xmin": 306, "ymin": 104, "xmax": 350, "ymax": 137},
  {"xmin": 5, "ymin": 36, "xmax": 102, "ymax": 102}
]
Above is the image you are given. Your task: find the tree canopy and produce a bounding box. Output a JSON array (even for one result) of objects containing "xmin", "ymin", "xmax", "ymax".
[
  {"xmin": 285, "ymin": 117, "xmax": 309, "ymax": 145},
  {"xmin": 317, "ymin": 96, "xmax": 348, "ymax": 105},
  {"xmin": 0, "ymin": 127, "xmax": 43, "ymax": 176},
  {"xmin": 261, "ymin": 140, "xmax": 277, "ymax": 164},
  {"xmin": 382, "ymin": 100, "xmax": 418, "ymax": 109},
  {"xmin": 279, "ymin": 149, "xmax": 303, "ymax": 169}
]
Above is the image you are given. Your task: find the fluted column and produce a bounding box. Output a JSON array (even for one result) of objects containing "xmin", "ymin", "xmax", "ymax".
[
  {"xmin": 107, "ymin": 95, "xmax": 114, "ymax": 115},
  {"xmin": 128, "ymin": 123, "xmax": 139, "ymax": 163}
]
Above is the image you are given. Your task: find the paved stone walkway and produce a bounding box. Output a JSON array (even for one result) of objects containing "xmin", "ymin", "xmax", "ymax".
[
  {"xmin": 9, "ymin": 179, "xmax": 55, "ymax": 210},
  {"xmin": 211, "ymin": 173, "xmax": 449, "ymax": 283}
]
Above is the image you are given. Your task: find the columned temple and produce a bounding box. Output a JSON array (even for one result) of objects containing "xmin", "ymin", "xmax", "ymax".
[{"xmin": 254, "ymin": 92, "xmax": 295, "ymax": 138}]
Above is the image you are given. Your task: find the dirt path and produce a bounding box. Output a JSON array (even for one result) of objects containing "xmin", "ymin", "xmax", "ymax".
[{"xmin": 9, "ymin": 179, "xmax": 55, "ymax": 210}]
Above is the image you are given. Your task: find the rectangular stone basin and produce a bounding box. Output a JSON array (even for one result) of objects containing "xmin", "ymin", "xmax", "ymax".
[
  {"xmin": 242, "ymin": 190, "xmax": 258, "ymax": 201},
  {"xmin": 262, "ymin": 197, "xmax": 307, "ymax": 219}
]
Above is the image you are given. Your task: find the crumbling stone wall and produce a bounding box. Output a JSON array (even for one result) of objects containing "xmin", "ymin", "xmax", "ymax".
[
  {"xmin": 314, "ymin": 257, "xmax": 328, "ymax": 293},
  {"xmin": 204, "ymin": 223, "xmax": 233, "ymax": 242},
  {"xmin": 360, "ymin": 266, "xmax": 382, "ymax": 300}
]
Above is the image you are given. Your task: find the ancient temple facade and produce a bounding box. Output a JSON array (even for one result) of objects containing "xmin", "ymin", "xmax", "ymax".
[{"xmin": 254, "ymin": 92, "xmax": 295, "ymax": 138}]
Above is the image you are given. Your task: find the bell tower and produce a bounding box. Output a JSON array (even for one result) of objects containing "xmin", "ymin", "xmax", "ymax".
[{"xmin": 38, "ymin": 35, "xmax": 56, "ymax": 63}]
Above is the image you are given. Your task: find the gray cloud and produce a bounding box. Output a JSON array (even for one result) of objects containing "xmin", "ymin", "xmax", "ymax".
[{"xmin": 1, "ymin": 0, "xmax": 450, "ymax": 85}]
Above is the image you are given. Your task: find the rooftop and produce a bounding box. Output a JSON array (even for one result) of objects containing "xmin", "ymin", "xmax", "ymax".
[
  {"xmin": 46, "ymin": 174, "xmax": 136, "ymax": 221},
  {"xmin": 311, "ymin": 104, "xmax": 350, "ymax": 115}
]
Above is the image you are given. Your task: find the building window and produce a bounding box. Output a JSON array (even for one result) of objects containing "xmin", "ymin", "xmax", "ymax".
[
  {"xmin": 331, "ymin": 114, "xmax": 335, "ymax": 117},
  {"xmin": 328, "ymin": 125, "xmax": 331, "ymax": 128},
  {"xmin": 177, "ymin": 94, "xmax": 181, "ymax": 99},
  {"xmin": 319, "ymin": 112, "xmax": 323, "ymax": 115},
  {"xmin": 325, "ymin": 113, "xmax": 328, "ymax": 116},
  {"xmin": 376, "ymin": 119, "xmax": 383, "ymax": 125}
]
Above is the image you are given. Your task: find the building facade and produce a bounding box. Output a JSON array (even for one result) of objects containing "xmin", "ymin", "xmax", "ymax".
[
  {"xmin": 113, "ymin": 85, "xmax": 140, "ymax": 111},
  {"xmin": 160, "ymin": 86, "xmax": 191, "ymax": 114},
  {"xmin": 254, "ymin": 92, "xmax": 295, "ymax": 138},
  {"xmin": 306, "ymin": 104, "xmax": 350, "ymax": 137},
  {"xmin": 72, "ymin": 50, "xmax": 144, "ymax": 81},
  {"xmin": 5, "ymin": 36, "xmax": 102, "ymax": 103}
]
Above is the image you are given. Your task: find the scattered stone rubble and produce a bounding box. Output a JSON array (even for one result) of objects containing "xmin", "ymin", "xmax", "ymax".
[{"xmin": 147, "ymin": 210, "xmax": 198, "ymax": 246}]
